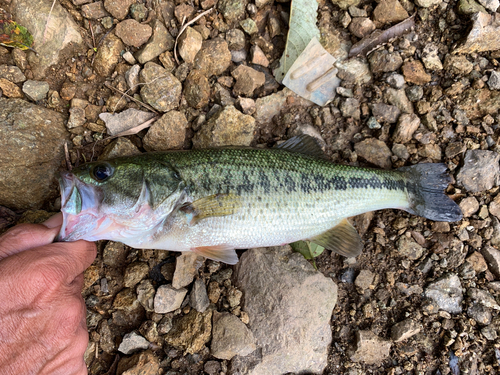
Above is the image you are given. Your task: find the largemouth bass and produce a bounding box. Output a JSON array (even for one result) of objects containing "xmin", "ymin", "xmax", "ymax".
[{"xmin": 58, "ymin": 135, "xmax": 462, "ymax": 264}]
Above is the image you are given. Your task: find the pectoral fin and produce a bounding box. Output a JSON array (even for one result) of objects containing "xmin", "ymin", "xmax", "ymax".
[
  {"xmin": 192, "ymin": 245, "xmax": 239, "ymax": 265},
  {"xmin": 180, "ymin": 193, "xmax": 242, "ymax": 226},
  {"xmin": 310, "ymin": 219, "xmax": 363, "ymax": 258}
]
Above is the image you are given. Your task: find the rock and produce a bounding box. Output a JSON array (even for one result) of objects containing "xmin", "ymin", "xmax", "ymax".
[
  {"xmin": 355, "ymin": 269, "xmax": 376, "ymax": 292},
  {"xmin": 391, "ymin": 319, "xmax": 421, "ymax": 342},
  {"xmin": 0, "ymin": 78, "xmax": 23, "ymax": 98},
  {"xmin": 81, "ymin": 2, "xmax": 109, "ymax": 19},
  {"xmin": 444, "ymin": 55, "xmax": 473, "ymax": 76},
  {"xmin": 368, "ymin": 49, "xmax": 403, "ymax": 74},
  {"xmin": 354, "ymin": 138, "xmax": 392, "ymax": 169},
  {"xmin": 478, "ymin": 0, "xmax": 499, "ymax": 11},
  {"xmin": 93, "ymin": 33, "xmax": 124, "ymax": 77},
  {"xmin": 67, "ymin": 107, "xmax": 86, "ymax": 129},
  {"xmin": 11, "ymin": 0, "xmax": 83, "ymax": 79},
  {"xmin": 414, "ymin": 0, "xmax": 442, "ymax": 6},
  {"xmin": 462, "ymin": 0, "xmax": 488, "ymax": 14},
  {"xmin": 392, "ymin": 113, "xmax": 420, "ymax": 143},
  {"xmin": 397, "ymin": 236, "xmax": 424, "ymax": 260},
  {"xmin": 124, "ymin": 262, "xmax": 149, "ymax": 288},
  {"xmin": 103, "ymin": 241, "xmax": 128, "ymax": 267},
  {"xmin": 116, "ymin": 350, "xmax": 160, "ymax": 375},
  {"xmin": 468, "ymin": 288, "xmax": 500, "ymax": 310},
  {"xmin": 418, "ymin": 144, "xmax": 442, "ymax": 160},
  {"xmin": 231, "ymin": 65, "xmax": 265, "ymax": 97},
  {"xmin": 402, "ymin": 61, "xmax": 432, "ymax": 85},
  {"xmin": 137, "ymin": 280, "xmax": 155, "ymax": 312},
  {"xmin": 456, "ymin": 150, "xmax": 500, "ymax": 193},
  {"xmin": 482, "ymin": 245, "xmax": 500, "ymax": 278},
  {"xmin": 467, "ymin": 304, "xmax": 492, "ymax": 325},
  {"xmin": 466, "ymin": 252, "xmax": 488, "ymax": 274},
  {"xmin": 219, "ymin": 0, "xmax": 248, "ymax": 22},
  {"xmin": 140, "ymin": 62, "xmax": 182, "ymax": 112},
  {"xmin": 115, "ymin": 20, "xmax": 152, "ymax": 48},
  {"xmin": 226, "ymin": 29, "xmax": 246, "ymax": 50},
  {"xmin": 0, "ymin": 98, "xmax": 69, "ymax": 210},
  {"xmin": 350, "ymin": 330, "xmax": 391, "ymax": 364},
  {"xmin": 164, "ymin": 309, "xmax": 212, "ymax": 354},
  {"xmin": 143, "ymin": 110, "xmax": 188, "ymax": 151},
  {"xmin": 204, "ymin": 361, "xmax": 221, "ymax": 375},
  {"xmin": 0, "ymin": 65, "xmax": 25, "ymax": 82},
  {"xmin": 240, "ymin": 18, "xmax": 258, "ymax": 35},
  {"xmin": 104, "ymin": 0, "xmax": 134, "ymax": 19},
  {"xmin": 348, "ymin": 17, "xmax": 375, "ymax": 38},
  {"xmin": 130, "ymin": 3, "xmax": 147, "ymax": 21},
  {"xmin": 371, "ymin": 103, "xmax": 400, "ymax": 123},
  {"xmin": 385, "ymin": 88, "xmax": 413, "ymax": 114},
  {"xmin": 250, "ymin": 45, "xmax": 269, "ymax": 67},
  {"xmin": 22, "ymin": 80, "xmax": 49, "ymax": 101},
  {"xmin": 340, "ymin": 98, "xmax": 360, "ymax": 119},
  {"xmin": 99, "ymin": 138, "xmax": 141, "ymax": 160},
  {"xmin": 118, "ymin": 332, "xmax": 150, "ymax": 354},
  {"xmin": 154, "ymin": 284, "xmax": 188, "ymax": 314},
  {"xmin": 174, "ymin": 3, "xmax": 194, "ymax": 22},
  {"xmin": 406, "ymin": 86, "xmax": 424, "ymax": 102},
  {"xmin": 386, "ymin": 73, "xmax": 405, "ymax": 89},
  {"xmin": 488, "ymin": 71, "xmax": 500, "ymax": 90},
  {"xmin": 422, "ymin": 44, "xmax": 443, "ymax": 71},
  {"xmin": 336, "ymin": 59, "xmax": 372, "ymax": 84},
  {"xmin": 330, "ymin": 0, "xmax": 360, "ymax": 10},
  {"xmin": 172, "ymin": 253, "xmax": 205, "ymax": 289},
  {"xmin": 458, "ymin": 88, "xmax": 500, "ymax": 120},
  {"xmin": 373, "ymin": 0, "xmax": 408, "ymax": 24},
  {"xmin": 424, "ymin": 274, "xmax": 463, "ymax": 314},
  {"xmin": 193, "ymin": 106, "xmax": 256, "ymax": 148},
  {"xmin": 211, "ymin": 311, "xmax": 256, "ymax": 360},
  {"xmin": 459, "ymin": 197, "xmax": 479, "ymax": 217},
  {"xmin": 236, "ymin": 97, "xmax": 256, "ymax": 115},
  {"xmin": 178, "ymin": 27, "xmax": 203, "ymax": 64},
  {"xmin": 112, "ymin": 288, "xmax": 146, "ymax": 328},
  {"xmin": 124, "ymin": 64, "xmax": 140, "ymax": 94},
  {"xmin": 190, "ymin": 278, "xmax": 210, "ymax": 313},
  {"xmin": 99, "ymin": 109, "xmax": 156, "ymax": 136},
  {"xmin": 135, "ymin": 20, "xmax": 174, "ymax": 64},
  {"xmin": 233, "ymin": 246, "xmax": 337, "ymax": 374},
  {"xmin": 184, "ymin": 70, "xmax": 211, "ymax": 109},
  {"xmin": 193, "ymin": 39, "xmax": 232, "ymax": 78}
]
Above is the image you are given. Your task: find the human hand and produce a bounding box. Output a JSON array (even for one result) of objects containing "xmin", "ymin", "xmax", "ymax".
[{"xmin": 0, "ymin": 214, "xmax": 97, "ymax": 375}]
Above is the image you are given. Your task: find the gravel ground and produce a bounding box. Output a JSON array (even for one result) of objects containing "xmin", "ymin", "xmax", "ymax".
[{"xmin": 1, "ymin": 0, "xmax": 500, "ymax": 373}]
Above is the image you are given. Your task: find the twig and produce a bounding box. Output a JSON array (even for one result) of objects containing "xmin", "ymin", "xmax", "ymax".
[
  {"xmin": 63, "ymin": 142, "xmax": 72, "ymax": 171},
  {"xmin": 174, "ymin": 7, "xmax": 214, "ymax": 64},
  {"xmin": 104, "ymin": 82, "xmax": 160, "ymax": 114},
  {"xmin": 42, "ymin": 0, "xmax": 57, "ymax": 44},
  {"xmin": 109, "ymin": 116, "xmax": 158, "ymax": 138}
]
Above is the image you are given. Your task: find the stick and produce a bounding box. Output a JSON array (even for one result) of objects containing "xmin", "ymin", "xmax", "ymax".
[
  {"xmin": 104, "ymin": 82, "xmax": 160, "ymax": 114},
  {"xmin": 174, "ymin": 7, "xmax": 214, "ymax": 64},
  {"xmin": 63, "ymin": 142, "xmax": 72, "ymax": 171}
]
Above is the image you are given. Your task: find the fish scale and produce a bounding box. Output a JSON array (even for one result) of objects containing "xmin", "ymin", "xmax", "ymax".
[{"xmin": 159, "ymin": 148, "xmax": 410, "ymax": 249}]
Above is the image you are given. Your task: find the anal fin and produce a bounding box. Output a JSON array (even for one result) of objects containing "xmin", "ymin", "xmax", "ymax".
[
  {"xmin": 310, "ymin": 218, "xmax": 363, "ymax": 258},
  {"xmin": 191, "ymin": 245, "xmax": 239, "ymax": 265}
]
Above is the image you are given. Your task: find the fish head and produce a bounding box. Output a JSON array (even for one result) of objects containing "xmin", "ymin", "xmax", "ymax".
[{"xmin": 58, "ymin": 157, "xmax": 183, "ymax": 243}]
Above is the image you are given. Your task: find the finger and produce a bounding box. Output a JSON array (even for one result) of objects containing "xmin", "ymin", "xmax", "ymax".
[
  {"xmin": 36, "ymin": 241, "xmax": 97, "ymax": 281},
  {"xmin": 42, "ymin": 213, "xmax": 63, "ymax": 229},
  {"xmin": 0, "ymin": 223, "xmax": 60, "ymax": 260}
]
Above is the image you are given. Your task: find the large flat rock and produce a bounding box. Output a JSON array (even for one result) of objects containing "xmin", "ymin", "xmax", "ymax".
[{"xmin": 0, "ymin": 98, "xmax": 69, "ymax": 210}]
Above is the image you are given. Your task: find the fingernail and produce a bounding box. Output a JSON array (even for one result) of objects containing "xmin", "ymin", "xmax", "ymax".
[{"xmin": 42, "ymin": 213, "xmax": 63, "ymax": 229}]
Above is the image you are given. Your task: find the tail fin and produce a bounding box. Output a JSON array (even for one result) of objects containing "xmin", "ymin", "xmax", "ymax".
[{"xmin": 398, "ymin": 163, "xmax": 463, "ymax": 222}]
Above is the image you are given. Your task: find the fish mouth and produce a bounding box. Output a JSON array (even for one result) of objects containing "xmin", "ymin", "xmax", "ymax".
[{"xmin": 58, "ymin": 172, "xmax": 103, "ymax": 242}]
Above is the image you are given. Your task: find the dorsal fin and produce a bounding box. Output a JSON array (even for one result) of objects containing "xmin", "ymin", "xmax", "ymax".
[
  {"xmin": 277, "ymin": 134, "xmax": 325, "ymax": 159},
  {"xmin": 310, "ymin": 218, "xmax": 363, "ymax": 258}
]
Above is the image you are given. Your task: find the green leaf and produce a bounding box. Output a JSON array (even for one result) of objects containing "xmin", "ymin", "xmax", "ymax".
[
  {"xmin": 0, "ymin": 9, "xmax": 35, "ymax": 51},
  {"xmin": 273, "ymin": 0, "xmax": 321, "ymax": 83},
  {"xmin": 290, "ymin": 240, "xmax": 325, "ymax": 269}
]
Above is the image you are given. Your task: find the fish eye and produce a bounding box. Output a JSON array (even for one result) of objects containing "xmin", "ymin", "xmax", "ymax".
[{"xmin": 91, "ymin": 164, "xmax": 113, "ymax": 182}]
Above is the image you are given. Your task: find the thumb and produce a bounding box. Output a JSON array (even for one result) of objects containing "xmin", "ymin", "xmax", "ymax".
[{"xmin": 0, "ymin": 214, "xmax": 62, "ymax": 260}]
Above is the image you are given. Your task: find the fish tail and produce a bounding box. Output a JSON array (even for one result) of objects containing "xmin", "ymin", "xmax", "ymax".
[{"xmin": 398, "ymin": 163, "xmax": 463, "ymax": 222}]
